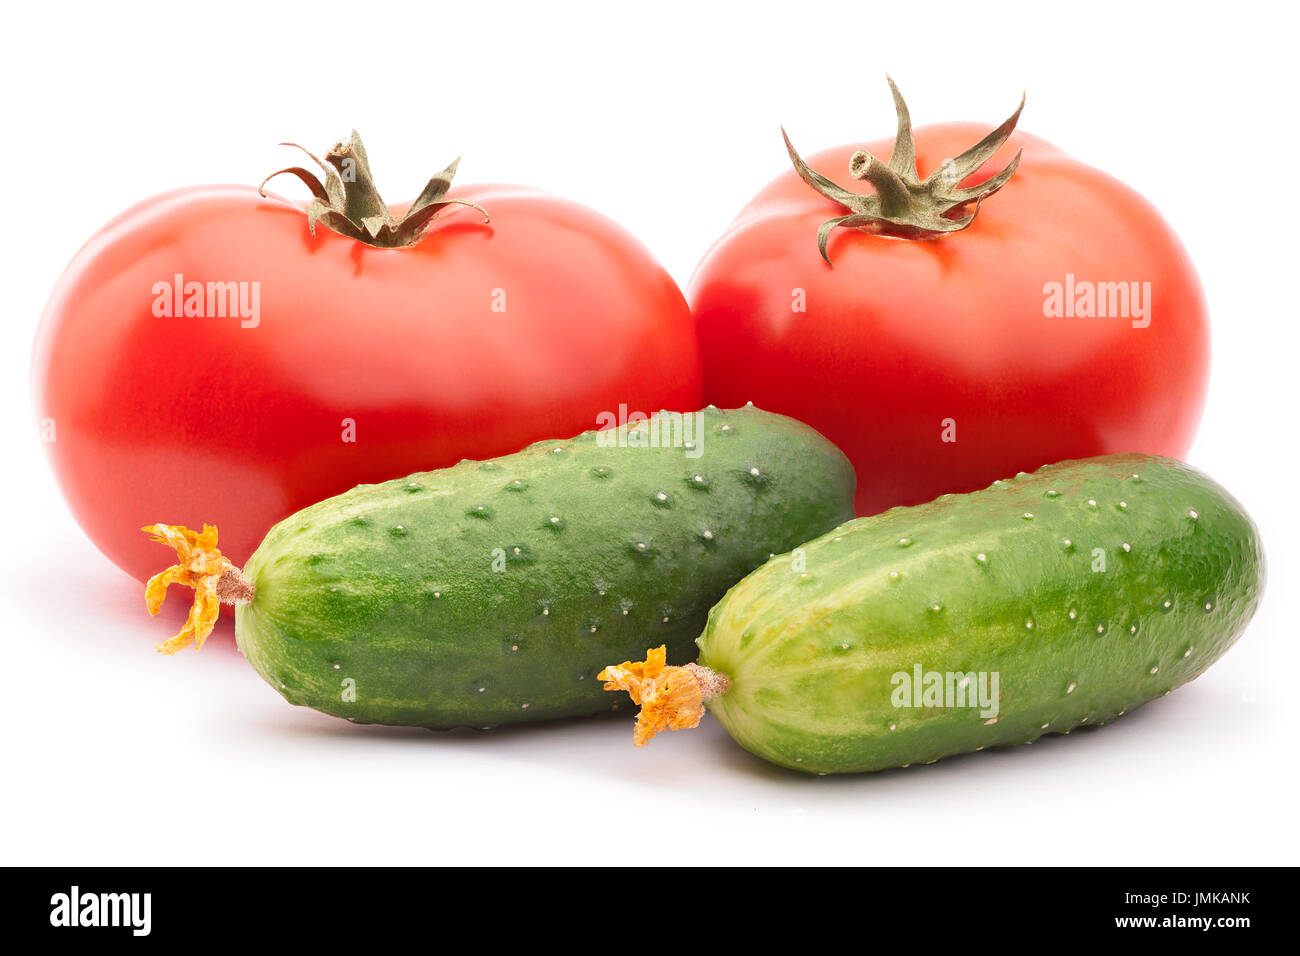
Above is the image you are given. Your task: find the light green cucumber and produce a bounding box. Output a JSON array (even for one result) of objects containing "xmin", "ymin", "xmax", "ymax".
[
  {"xmin": 235, "ymin": 406, "xmax": 854, "ymax": 728},
  {"xmin": 690, "ymin": 454, "xmax": 1264, "ymax": 774}
]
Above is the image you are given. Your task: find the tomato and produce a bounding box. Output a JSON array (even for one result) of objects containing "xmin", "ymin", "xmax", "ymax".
[
  {"xmin": 34, "ymin": 135, "xmax": 700, "ymax": 582},
  {"xmin": 690, "ymin": 82, "xmax": 1208, "ymax": 516}
]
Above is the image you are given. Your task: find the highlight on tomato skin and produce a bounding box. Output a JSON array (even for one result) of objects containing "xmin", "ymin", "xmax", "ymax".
[
  {"xmin": 31, "ymin": 134, "xmax": 702, "ymax": 584},
  {"xmin": 689, "ymin": 78, "xmax": 1209, "ymax": 518}
]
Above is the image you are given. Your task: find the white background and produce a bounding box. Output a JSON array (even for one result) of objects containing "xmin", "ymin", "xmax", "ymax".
[{"xmin": 2, "ymin": 0, "xmax": 1296, "ymax": 865}]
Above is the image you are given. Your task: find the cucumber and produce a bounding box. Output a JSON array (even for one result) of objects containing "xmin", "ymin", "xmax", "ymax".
[
  {"xmin": 165, "ymin": 406, "xmax": 853, "ymax": 728},
  {"xmin": 601, "ymin": 454, "xmax": 1264, "ymax": 773}
]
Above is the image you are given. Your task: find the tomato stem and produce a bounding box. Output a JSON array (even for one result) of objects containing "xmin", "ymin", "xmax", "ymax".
[
  {"xmin": 259, "ymin": 131, "xmax": 490, "ymax": 249},
  {"xmin": 783, "ymin": 76, "xmax": 1025, "ymax": 264}
]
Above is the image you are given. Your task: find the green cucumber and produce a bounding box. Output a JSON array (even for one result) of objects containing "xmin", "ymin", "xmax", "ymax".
[
  {"xmin": 226, "ymin": 406, "xmax": 854, "ymax": 728},
  {"xmin": 611, "ymin": 454, "xmax": 1264, "ymax": 774}
]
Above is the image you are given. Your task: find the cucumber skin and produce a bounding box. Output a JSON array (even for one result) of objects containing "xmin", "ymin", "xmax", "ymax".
[
  {"xmin": 235, "ymin": 406, "xmax": 855, "ymax": 729},
  {"xmin": 698, "ymin": 455, "xmax": 1265, "ymax": 775}
]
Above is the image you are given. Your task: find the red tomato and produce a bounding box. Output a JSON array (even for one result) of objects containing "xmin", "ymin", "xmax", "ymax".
[
  {"xmin": 690, "ymin": 92, "xmax": 1208, "ymax": 516},
  {"xmin": 34, "ymin": 145, "xmax": 700, "ymax": 583}
]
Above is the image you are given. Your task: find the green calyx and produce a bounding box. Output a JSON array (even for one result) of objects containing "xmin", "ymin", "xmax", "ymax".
[
  {"xmin": 259, "ymin": 131, "xmax": 489, "ymax": 249},
  {"xmin": 783, "ymin": 77, "xmax": 1025, "ymax": 264}
]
